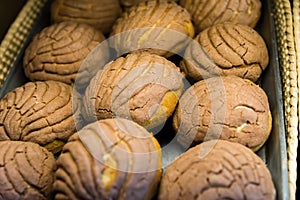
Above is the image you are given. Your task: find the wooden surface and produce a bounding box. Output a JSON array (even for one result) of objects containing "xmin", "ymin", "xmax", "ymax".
[{"xmin": 0, "ymin": 0, "xmax": 27, "ymax": 41}]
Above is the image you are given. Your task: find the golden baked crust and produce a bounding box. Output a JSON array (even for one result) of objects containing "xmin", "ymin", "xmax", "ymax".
[
  {"xmin": 110, "ymin": 0, "xmax": 194, "ymax": 57},
  {"xmin": 51, "ymin": 0, "xmax": 121, "ymax": 34},
  {"xmin": 173, "ymin": 76, "xmax": 272, "ymax": 151},
  {"xmin": 0, "ymin": 141, "xmax": 56, "ymax": 200},
  {"xmin": 158, "ymin": 140, "xmax": 276, "ymax": 199},
  {"xmin": 53, "ymin": 118, "xmax": 162, "ymax": 200},
  {"xmin": 179, "ymin": 0, "xmax": 261, "ymax": 32},
  {"xmin": 0, "ymin": 81, "xmax": 76, "ymax": 154},
  {"xmin": 83, "ymin": 52, "xmax": 184, "ymax": 130},
  {"xmin": 180, "ymin": 22, "xmax": 269, "ymax": 82},
  {"xmin": 23, "ymin": 22, "xmax": 108, "ymax": 87}
]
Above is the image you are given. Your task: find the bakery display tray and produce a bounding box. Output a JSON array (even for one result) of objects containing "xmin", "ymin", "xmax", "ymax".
[{"xmin": 0, "ymin": 0, "xmax": 289, "ymax": 199}]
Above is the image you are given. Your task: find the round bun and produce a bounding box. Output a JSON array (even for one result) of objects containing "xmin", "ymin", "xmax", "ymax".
[
  {"xmin": 53, "ymin": 118, "xmax": 162, "ymax": 200},
  {"xmin": 0, "ymin": 81, "xmax": 76, "ymax": 153},
  {"xmin": 51, "ymin": 0, "xmax": 121, "ymax": 34},
  {"xmin": 179, "ymin": 0, "xmax": 261, "ymax": 32},
  {"xmin": 158, "ymin": 140, "xmax": 276, "ymax": 200},
  {"xmin": 83, "ymin": 52, "xmax": 184, "ymax": 130},
  {"xmin": 0, "ymin": 141, "xmax": 56, "ymax": 200},
  {"xmin": 173, "ymin": 76, "xmax": 272, "ymax": 151},
  {"xmin": 120, "ymin": 0, "xmax": 178, "ymax": 8},
  {"xmin": 23, "ymin": 21, "xmax": 108, "ymax": 87},
  {"xmin": 110, "ymin": 0, "xmax": 194, "ymax": 57},
  {"xmin": 180, "ymin": 22, "xmax": 269, "ymax": 82}
]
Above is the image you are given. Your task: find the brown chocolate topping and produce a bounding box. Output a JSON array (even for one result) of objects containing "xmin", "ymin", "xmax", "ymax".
[
  {"xmin": 0, "ymin": 141, "xmax": 56, "ymax": 200},
  {"xmin": 53, "ymin": 118, "xmax": 162, "ymax": 200},
  {"xmin": 0, "ymin": 81, "xmax": 76, "ymax": 152},
  {"xmin": 120, "ymin": 0, "xmax": 178, "ymax": 7},
  {"xmin": 83, "ymin": 53, "xmax": 184, "ymax": 129},
  {"xmin": 180, "ymin": 23, "xmax": 269, "ymax": 82},
  {"xmin": 23, "ymin": 21, "xmax": 108, "ymax": 87},
  {"xmin": 158, "ymin": 140, "xmax": 276, "ymax": 200},
  {"xmin": 173, "ymin": 76, "xmax": 272, "ymax": 151},
  {"xmin": 179, "ymin": 0, "xmax": 261, "ymax": 32},
  {"xmin": 110, "ymin": 1, "xmax": 194, "ymax": 57},
  {"xmin": 51, "ymin": 0, "xmax": 121, "ymax": 34}
]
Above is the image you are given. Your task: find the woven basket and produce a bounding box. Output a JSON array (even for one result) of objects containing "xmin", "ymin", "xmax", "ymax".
[
  {"xmin": 273, "ymin": 0, "xmax": 298, "ymax": 199},
  {"xmin": 292, "ymin": 0, "xmax": 300, "ymax": 198},
  {"xmin": 0, "ymin": 0, "xmax": 47, "ymax": 88}
]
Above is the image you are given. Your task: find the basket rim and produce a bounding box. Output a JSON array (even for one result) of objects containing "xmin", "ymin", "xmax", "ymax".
[
  {"xmin": 273, "ymin": 0, "xmax": 298, "ymax": 199},
  {"xmin": 0, "ymin": 0, "xmax": 47, "ymax": 87}
]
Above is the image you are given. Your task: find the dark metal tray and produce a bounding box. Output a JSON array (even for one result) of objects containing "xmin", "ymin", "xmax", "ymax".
[{"xmin": 0, "ymin": 0, "xmax": 289, "ymax": 199}]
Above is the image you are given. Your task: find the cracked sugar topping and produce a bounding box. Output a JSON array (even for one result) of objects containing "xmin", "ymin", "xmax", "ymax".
[
  {"xmin": 179, "ymin": 0, "xmax": 261, "ymax": 32},
  {"xmin": 0, "ymin": 141, "xmax": 56, "ymax": 200},
  {"xmin": 173, "ymin": 76, "xmax": 271, "ymax": 152},
  {"xmin": 83, "ymin": 52, "xmax": 184, "ymax": 130},
  {"xmin": 53, "ymin": 118, "xmax": 162, "ymax": 200},
  {"xmin": 0, "ymin": 81, "xmax": 76, "ymax": 153},
  {"xmin": 180, "ymin": 22, "xmax": 269, "ymax": 82},
  {"xmin": 158, "ymin": 140, "xmax": 276, "ymax": 200}
]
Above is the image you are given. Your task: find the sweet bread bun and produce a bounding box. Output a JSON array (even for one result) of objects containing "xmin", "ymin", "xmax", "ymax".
[
  {"xmin": 83, "ymin": 52, "xmax": 184, "ymax": 130},
  {"xmin": 179, "ymin": 0, "xmax": 261, "ymax": 32},
  {"xmin": 53, "ymin": 118, "xmax": 162, "ymax": 200},
  {"xmin": 23, "ymin": 22, "xmax": 108, "ymax": 88},
  {"xmin": 120, "ymin": 0, "xmax": 178, "ymax": 8},
  {"xmin": 0, "ymin": 81, "xmax": 76, "ymax": 153},
  {"xmin": 159, "ymin": 140, "xmax": 276, "ymax": 199},
  {"xmin": 51, "ymin": 0, "xmax": 121, "ymax": 34},
  {"xmin": 0, "ymin": 141, "xmax": 56, "ymax": 200},
  {"xmin": 180, "ymin": 22, "xmax": 269, "ymax": 82},
  {"xmin": 110, "ymin": 0, "xmax": 194, "ymax": 57},
  {"xmin": 173, "ymin": 76, "xmax": 272, "ymax": 152}
]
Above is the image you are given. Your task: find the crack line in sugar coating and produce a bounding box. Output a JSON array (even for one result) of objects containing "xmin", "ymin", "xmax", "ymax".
[
  {"xmin": 197, "ymin": 1, "xmax": 219, "ymax": 26},
  {"xmin": 217, "ymin": 24, "xmax": 244, "ymax": 67},
  {"xmin": 3, "ymin": 144, "xmax": 22, "ymax": 195},
  {"xmin": 207, "ymin": 26, "xmax": 232, "ymax": 68},
  {"xmin": 55, "ymin": 150, "xmax": 80, "ymax": 198},
  {"xmin": 66, "ymin": 146, "xmax": 93, "ymax": 199}
]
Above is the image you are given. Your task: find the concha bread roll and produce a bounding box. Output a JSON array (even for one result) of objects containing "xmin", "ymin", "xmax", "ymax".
[
  {"xmin": 0, "ymin": 81, "xmax": 77, "ymax": 154},
  {"xmin": 120, "ymin": 0, "xmax": 178, "ymax": 8},
  {"xmin": 179, "ymin": 0, "xmax": 261, "ymax": 32},
  {"xmin": 23, "ymin": 22, "xmax": 109, "ymax": 88},
  {"xmin": 83, "ymin": 52, "xmax": 184, "ymax": 130},
  {"xmin": 180, "ymin": 22, "xmax": 269, "ymax": 82},
  {"xmin": 158, "ymin": 140, "xmax": 276, "ymax": 199},
  {"xmin": 0, "ymin": 141, "xmax": 56, "ymax": 200},
  {"xmin": 173, "ymin": 76, "xmax": 272, "ymax": 152},
  {"xmin": 53, "ymin": 118, "xmax": 162, "ymax": 200},
  {"xmin": 110, "ymin": 0, "xmax": 194, "ymax": 57},
  {"xmin": 51, "ymin": 0, "xmax": 121, "ymax": 34}
]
